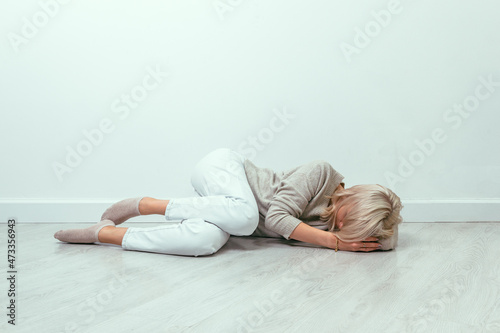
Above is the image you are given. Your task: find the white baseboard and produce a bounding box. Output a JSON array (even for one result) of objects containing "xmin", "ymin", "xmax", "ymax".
[
  {"xmin": 399, "ymin": 199, "xmax": 500, "ymax": 222},
  {"xmin": 0, "ymin": 199, "xmax": 499, "ymax": 223}
]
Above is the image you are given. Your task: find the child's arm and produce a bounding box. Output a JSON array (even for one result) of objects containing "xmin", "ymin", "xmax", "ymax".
[{"xmin": 289, "ymin": 222, "xmax": 381, "ymax": 252}]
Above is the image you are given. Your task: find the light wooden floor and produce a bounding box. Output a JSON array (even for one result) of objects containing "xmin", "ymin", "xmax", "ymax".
[{"xmin": 1, "ymin": 222, "xmax": 499, "ymax": 333}]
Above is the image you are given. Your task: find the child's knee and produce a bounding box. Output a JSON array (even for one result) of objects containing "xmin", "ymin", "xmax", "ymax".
[
  {"xmin": 184, "ymin": 219, "xmax": 230, "ymax": 256},
  {"xmin": 232, "ymin": 203, "xmax": 259, "ymax": 236}
]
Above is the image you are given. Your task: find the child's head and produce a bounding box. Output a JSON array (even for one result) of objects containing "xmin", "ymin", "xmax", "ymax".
[{"xmin": 321, "ymin": 184, "xmax": 403, "ymax": 248}]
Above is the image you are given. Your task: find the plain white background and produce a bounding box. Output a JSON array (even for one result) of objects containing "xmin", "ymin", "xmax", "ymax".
[{"xmin": 1, "ymin": 0, "xmax": 499, "ymax": 222}]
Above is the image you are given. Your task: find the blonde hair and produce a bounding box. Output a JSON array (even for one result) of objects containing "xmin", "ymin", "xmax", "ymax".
[{"xmin": 320, "ymin": 184, "xmax": 403, "ymax": 242}]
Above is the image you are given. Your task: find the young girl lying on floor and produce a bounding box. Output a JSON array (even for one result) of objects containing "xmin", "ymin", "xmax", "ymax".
[{"xmin": 54, "ymin": 148, "xmax": 403, "ymax": 256}]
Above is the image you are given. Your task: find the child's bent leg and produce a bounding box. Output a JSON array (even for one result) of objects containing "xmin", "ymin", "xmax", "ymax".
[
  {"xmin": 121, "ymin": 218, "xmax": 230, "ymax": 257},
  {"xmin": 99, "ymin": 197, "xmax": 170, "ymax": 225},
  {"xmin": 96, "ymin": 198, "xmax": 170, "ymax": 245},
  {"xmin": 168, "ymin": 148, "xmax": 259, "ymax": 236}
]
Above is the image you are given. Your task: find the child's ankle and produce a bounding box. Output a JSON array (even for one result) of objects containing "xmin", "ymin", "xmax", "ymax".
[
  {"xmin": 97, "ymin": 225, "xmax": 115, "ymax": 242},
  {"xmin": 138, "ymin": 197, "xmax": 152, "ymax": 215}
]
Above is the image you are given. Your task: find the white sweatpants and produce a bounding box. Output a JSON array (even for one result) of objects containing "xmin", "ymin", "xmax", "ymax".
[{"xmin": 121, "ymin": 148, "xmax": 259, "ymax": 256}]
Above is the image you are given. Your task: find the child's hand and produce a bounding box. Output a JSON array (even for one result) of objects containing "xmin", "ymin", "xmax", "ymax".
[{"xmin": 337, "ymin": 236, "xmax": 382, "ymax": 252}]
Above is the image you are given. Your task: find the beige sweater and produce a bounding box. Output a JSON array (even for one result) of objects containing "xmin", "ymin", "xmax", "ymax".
[{"xmin": 243, "ymin": 158, "xmax": 345, "ymax": 240}]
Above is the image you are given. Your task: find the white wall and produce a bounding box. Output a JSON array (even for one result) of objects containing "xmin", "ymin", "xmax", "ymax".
[{"xmin": 1, "ymin": 0, "xmax": 499, "ymax": 223}]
